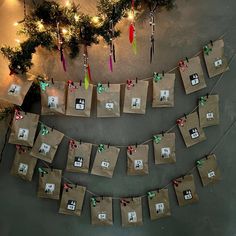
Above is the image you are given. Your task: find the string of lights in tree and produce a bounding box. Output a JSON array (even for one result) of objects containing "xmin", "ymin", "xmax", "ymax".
[{"xmin": 0, "ymin": 0, "xmax": 174, "ymax": 75}]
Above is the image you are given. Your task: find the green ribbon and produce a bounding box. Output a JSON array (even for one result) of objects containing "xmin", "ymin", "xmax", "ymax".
[
  {"xmin": 196, "ymin": 160, "xmax": 204, "ymax": 167},
  {"xmin": 41, "ymin": 124, "xmax": 49, "ymax": 136},
  {"xmin": 147, "ymin": 191, "xmax": 156, "ymax": 199},
  {"xmin": 153, "ymin": 72, "xmax": 162, "ymax": 83},
  {"xmin": 38, "ymin": 167, "xmax": 47, "ymax": 174},
  {"xmin": 153, "ymin": 135, "xmax": 162, "ymax": 144},
  {"xmin": 97, "ymin": 83, "xmax": 107, "ymax": 94},
  {"xmin": 39, "ymin": 81, "xmax": 49, "ymax": 91},
  {"xmin": 199, "ymin": 96, "xmax": 207, "ymax": 106},
  {"xmin": 91, "ymin": 197, "xmax": 97, "ymax": 207},
  {"xmin": 98, "ymin": 144, "xmax": 105, "ymax": 153},
  {"xmin": 203, "ymin": 45, "xmax": 212, "ymax": 55}
]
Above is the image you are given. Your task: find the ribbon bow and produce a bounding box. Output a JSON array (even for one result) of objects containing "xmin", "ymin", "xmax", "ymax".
[
  {"xmin": 16, "ymin": 145, "xmax": 26, "ymax": 154},
  {"xmin": 38, "ymin": 167, "xmax": 48, "ymax": 177},
  {"xmin": 153, "ymin": 72, "xmax": 162, "ymax": 83},
  {"xmin": 64, "ymin": 183, "xmax": 72, "ymax": 192},
  {"xmin": 97, "ymin": 83, "xmax": 107, "ymax": 94},
  {"xmin": 153, "ymin": 135, "xmax": 162, "ymax": 144},
  {"xmin": 147, "ymin": 191, "xmax": 156, "ymax": 199},
  {"xmin": 127, "ymin": 80, "xmax": 134, "ymax": 90},
  {"xmin": 120, "ymin": 199, "xmax": 130, "ymax": 206},
  {"xmin": 68, "ymin": 80, "xmax": 77, "ymax": 92},
  {"xmin": 203, "ymin": 45, "xmax": 212, "ymax": 55},
  {"xmin": 15, "ymin": 109, "xmax": 23, "ymax": 120},
  {"xmin": 40, "ymin": 125, "xmax": 49, "ymax": 136},
  {"xmin": 176, "ymin": 118, "xmax": 186, "ymax": 127},
  {"xmin": 172, "ymin": 179, "xmax": 182, "ymax": 187},
  {"xmin": 91, "ymin": 197, "xmax": 97, "ymax": 207},
  {"xmin": 39, "ymin": 81, "xmax": 49, "ymax": 91},
  {"xmin": 127, "ymin": 146, "xmax": 135, "ymax": 155},
  {"xmin": 196, "ymin": 160, "xmax": 204, "ymax": 167},
  {"xmin": 199, "ymin": 96, "xmax": 207, "ymax": 106},
  {"xmin": 178, "ymin": 60, "xmax": 188, "ymax": 71},
  {"xmin": 69, "ymin": 139, "xmax": 77, "ymax": 150},
  {"xmin": 98, "ymin": 144, "xmax": 105, "ymax": 153}
]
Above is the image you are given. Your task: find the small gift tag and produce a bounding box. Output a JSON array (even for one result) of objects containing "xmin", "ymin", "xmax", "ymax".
[
  {"xmin": 66, "ymin": 82, "xmax": 93, "ymax": 117},
  {"xmin": 179, "ymin": 56, "xmax": 206, "ymax": 94},
  {"xmin": 37, "ymin": 168, "xmax": 62, "ymax": 200},
  {"xmin": 173, "ymin": 174, "xmax": 199, "ymax": 206},
  {"xmin": 66, "ymin": 140, "xmax": 92, "ymax": 174},
  {"xmin": 97, "ymin": 83, "xmax": 120, "ymax": 117},
  {"xmin": 91, "ymin": 197, "xmax": 113, "ymax": 226},
  {"xmin": 203, "ymin": 39, "xmax": 229, "ymax": 78},
  {"xmin": 152, "ymin": 73, "xmax": 175, "ymax": 107},
  {"xmin": 31, "ymin": 125, "xmax": 64, "ymax": 163},
  {"xmin": 9, "ymin": 112, "xmax": 39, "ymax": 147},
  {"xmin": 59, "ymin": 184, "xmax": 86, "ymax": 216},
  {"xmin": 123, "ymin": 80, "xmax": 149, "ymax": 114},
  {"xmin": 91, "ymin": 146, "xmax": 120, "ymax": 178},
  {"xmin": 197, "ymin": 154, "xmax": 221, "ymax": 187},
  {"xmin": 198, "ymin": 95, "xmax": 220, "ymax": 128},
  {"xmin": 147, "ymin": 189, "xmax": 171, "ymax": 220},
  {"xmin": 120, "ymin": 197, "xmax": 143, "ymax": 227},
  {"xmin": 10, "ymin": 147, "xmax": 37, "ymax": 181},
  {"xmin": 177, "ymin": 112, "xmax": 206, "ymax": 148},
  {"xmin": 153, "ymin": 133, "xmax": 176, "ymax": 164},
  {"xmin": 127, "ymin": 145, "xmax": 149, "ymax": 175}
]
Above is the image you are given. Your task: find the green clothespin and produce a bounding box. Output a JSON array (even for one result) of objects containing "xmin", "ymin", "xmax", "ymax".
[
  {"xmin": 203, "ymin": 45, "xmax": 212, "ymax": 55},
  {"xmin": 97, "ymin": 83, "xmax": 107, "ymax": 94},
  {"xmin": 153, "ymin": 135, "xmax": 162, "ymax": 144},
  {"xmin": 147, "ymin": 191, "xmax": 156, "ymax": 199},
  {"xmin": 153, "ymin": 72, "xmax": 162, "ymax": 83},
  {"xmin": 98, "ymin": 144, "xmax": 105, "ymax": 153},
  {"xmin": 196, "ymin": 160, "xmax": 204, "ymax": 167},
  {"xmin": 91, "ymin": 197, "xmax": 97, "ymax": 207},
  {"xmin": 39, "ymin": 81, "xmax": 49, "ymax": 92},
  {"xmin": 40, "ymin": 124, "xmax": 49, "ymax": 136},
  {"xmin": 199, "ymin": 96, "xmax": 207, "ymax": 106},
  {"xmin": 38, "ymin": 167, "xmax": 47, "ymax": 174}
]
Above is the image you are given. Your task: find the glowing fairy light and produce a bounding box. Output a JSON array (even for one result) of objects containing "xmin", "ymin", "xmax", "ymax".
[
  {"xmin": 13, "ymin": 22, "xmax": 19, "ymax": 26},
  {"xmin": 15, "ymin": 39, "xmax": 20, "ymax": 43},
  {"xmin": 92, "ymin": 16, "xmax": 99, "ymax": 24},
  {"xmin": 74, "ymin": 14, "xmax": 79, "ymax": 22},
  {"xmin": 62, "ymin": 28, "xmax": 68, "ymax": 34},
  {"xmin": 128, "ymin": 10, "xmax": 134, "ymax": 20}
]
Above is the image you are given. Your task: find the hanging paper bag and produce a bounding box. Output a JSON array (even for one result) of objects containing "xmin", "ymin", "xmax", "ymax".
[
  {"xmin": 179, "ymin": 56, "xmax": 206, "ymax": 94},
  {"xmin": 10, "ymin": 146, "xmax": 37, "ymax": 181},
  {"xmin": 9, "ymin": 111, "xmax": 39, "ymax": 147},
  {"xmin": 66, "ymin": 82, "xmax": 93, "ymax": 117},
  {"xmin": 0, "ymin": 74, "xmax": 33, "ymax": 106},
  {"xmin": 91, "ymin": 145, "xmax": 120, "ymax": 178},
  {"xmin": 147, "ymin": 189, "xmax": 171, "ymax": 220},
  {"xmin": 97, "ymin": 83, "xmax": 120, "ymax": 117},
  {"xmin": 198, "ymin": 94, "xmax": 220, "ymax": 128},
  {"xmin": 59, "ymin": 184, "xmax": 86, "ymax": 216},
  {"xmin": 91, "ymin": 197, "xmax": 113, "ymax": 226},
  {"xmin": 177, "ymin": 112, "xmax": 206, "ymax": 148},
  {"xmin": 120, "ymin": 197, "xmax": 143, "ymax": 227},
  {"xmin": 127, "ymin": 145, "xmax": 149, "ymax": 175},
  {"xmin": 197, "ymin": 154, "xmax": 221, "ymax": 187},
  {"xmin": 152, "ymin": 73, "xmax": 175, "ymax": 107},
  {"xmin": 173, "ymin": 174, "xmax": 199, "ymax": 207},
  {"xmin": 37, "ymin": 168, "xmax": 62, "ymax": 200},
  {"xmin": 123, "ymin": 80, "xmax": 149, "ymax": 114},
  {"xmin": 153, "ymin": 133, "xmax": 176, "ymax": 164},
  {"xmin": 203, "ymin": 39, "xmax": 229, "ymax": 78},
  {"xmin": 30, "ymin": 125, "xmax": 64, "ymax": 163},
  {"xmin": 40, "ymin": 80, "xmax": 66, "ymax": 115}
]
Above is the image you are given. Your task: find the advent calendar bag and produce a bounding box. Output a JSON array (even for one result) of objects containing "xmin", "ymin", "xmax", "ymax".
[
  {"xmin": 197, "ymin": 154, "xmax": 221, "ymax": 187},
  {"xmin": 10, "ymin": 146, "xmax": 37, "ymax": 181},
  {"xmin": 152, "ymin": 73, "xmax": 175, "ymax": 107},
  {"xmin": 198, "ymin": 95, "xmax": 220, "ymax": 128},
  {"xmin": 177, "ymin": 112, "xmax": 206, "ymax": 148},
  {"xmin": 153, "ymin": 133, "xmax": 176, "ymax": 164},
  {"xmin": 147, "ymin": 189, "xmax": 171, "ymax": 220},
  {"xmin": 9, "ymin": 110, "xmax": 39, "ymax": 147},
  {"xmin": 203, "ymin": 39, "xmax": 229, "ymax": 78},
  {"xmin": 127, "ymin": 145, "xmax": 149, "ymax": 175},
  {"xmin": 40, "ymin": 80, "xmax": 66, "ymax": 115},
  {"xmin": 120, "ymin": 197, "xmax": 143, "ymax": 227},
  {"xmin": 179, "ymin": 56, "xmax": 206, "ymax": 94},
  {"xmin": 91, "ymin": 145, "xmax": 120, "ymax": 178},
  {"xmin": 30, "ymin": 125, "xmax": 64, "ymax": 163},
  {"xmin": 66, "ymin": 140, "xmax": 92, "ymax": 174},
  {"xmin": 59, "ymin": 184, "xmax": 86, "ymax": 216},
  {"xmin": 91, "ymin": 197, "xmax": 113, "ymax": 226},
  {"xmin": 173, "ymin": 174, "xmax": 199, "ymax": 207},
  {"xmin": 123, "ymin": 80, "xmax": 149, "ymax": 114},
  {"xmin": 0, "ymin": 74, "xmax": 33, "ymax": 106},
  {"xmin": 97, "ymin": 83, "xmax": 120, "ymax": 117},
  {"xmin": 37, "ymin": 168, "xmax": 62, "ymax": 200},
  {"xmin": 66, "ymin": 82, "xmax": 93, "ymax": 117}
]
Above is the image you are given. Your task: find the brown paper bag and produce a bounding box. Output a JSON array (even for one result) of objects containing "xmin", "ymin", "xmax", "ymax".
[
  {"xmin": 37, "ymin": 168, "xmax": 62, "ymax": 200},
  {"xmin": 30, "ymin": 125, "xmax": 64, "ymax": 163},
  {"xmin": 197, "ymin": 154, "xmax": 221, "ymax": 187},
  {"xmin": 152, "ymin": 73, "xmax": 175, "ymax": 107},
  {"xmin": 91, "ymin": 145, "xmax": 120, "ymax": 178},
  {"xmin": 179, "ymin": 56, "xmax": 206, "ymax": 94},
  {"xmin": 40, "ymin": 80, "xmax": 66, "ymax": 115},
  {"xmin": 177, "ymin": 112, "xmax": 206, "ymax": 148},
  {"xmin": 91, "ymin": 197, "xmax": 113, "ymax": 226},
  {"xmin": 66, "ymin": 140, "xmax": 92, "ymax": 174},
  {"xmin": 127, "ymin": 145, "xmax": 149, "ymax": 175},
  {"xmin": 123, "ymin": 80, "xmax": 149, "ymax": 114},
  {"xmin": 0, "ymin": 74, "xmax": 33, "ymax": 106},
  {"xmin": 173, "ymin": 174, "xmax": 199, "ymax": 206},
  {"xmin": 203, "ymin": 39, "xmax": 229, "ymax": 78},
  {"xmin": 66, "ymin": 82, "xmax": 93, "ymax": 117},
  {"xmin": 198, "ymin": 95, "xmax": 220, "ymax": 128},
  {"xmin": 59, "ymin": 184, "xmax": 86, "ymax": 216},
  {"xmin": 153, "ymin": 133, "xmax": 176, "ymax": 164},
  {"xmin": 10, "ymin": 146, "xmax": 37, "ymax": 181},
  {"xmin": 147, "ymin": 189, "xmax": 171, "ymax": 220},
  {"xmin": 120, "ymin": 197, "xmax": 143, "ymax": 227},
  {"xmin": 97, "ymin": 83, "xmax": 120, "ymax": 117},
  {"xmin": 9, "ymin": 110, "xmax": 39, "ymax": 147}
]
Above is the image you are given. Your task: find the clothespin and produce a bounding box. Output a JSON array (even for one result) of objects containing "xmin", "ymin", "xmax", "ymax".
[
  {"xmin": 153, "ymin": 135, "xmax": 162, "ymax": 144},
  {"xmin": 127, "ymin": 79, "xmax": 134, "ymax": 90},
  {"xmin": 153, "ymin": 72, "xmax": 162, "ymax": 83},
  {"xmin": 120, "ymin": 199, "xmax": 130, "ymax": 206},
  {"xmin": 147, "ymin": 191, "xmax": 156, "ymax": 199},
  {"xmin": 40, "ymin": 124, "xmax": 49, "ymax": 136},
  {"xmin": 196, "ymin": 160, "xmax": 204, "ymax": 167},
  {"xmin": 127, "ymin": 145, "xmax": 135, "ymax": 155},
  {"xmin": 15, "ymin": 109, "xmax": 23, "ymax": 120},
  {"xmin": 98, "ymin": 144, "xmax": 105, "ymax": 153},
  {"xmin": 69, "ymin": 139, "xmax": 77, "ymax": 150}
]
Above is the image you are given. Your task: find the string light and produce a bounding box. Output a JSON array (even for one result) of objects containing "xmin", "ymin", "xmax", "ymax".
[
  {"xmin": 65, "ymin": 0, "xmax": 71, "ymax": 7},
  {"xmin": 13, "ymin": 22, "xmax": 19, "ymax": 26},
  {"xmin": 74, "ymin": 14, "xmax": 79, "ymax": 22},
  {"xmin": 37, "ymin": 21, "xmax": 44, "ymax": 31},
  {"xmin": 62, "ymin": 28, "xmax": 68, "ymax": 34},
  {"xmin": 92, "ymin": 16, "xmax": 99, "ymax": 24},
  {"xmin": 15, "ymin": 39, "xmax": 20, "ymax": 43},
  {"xmin": 128, "ymin": 10, "xmax": 134, "ymax": 20}
]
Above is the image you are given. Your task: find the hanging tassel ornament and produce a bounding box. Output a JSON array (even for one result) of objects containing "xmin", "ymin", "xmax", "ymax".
[
  {"xmin": 147, "ymin": 191, "xmax": 156, "ymax": 199},
  {"xmin": 153, "ymin": 135, "xmax": 162, "ymax": 144},
  {"xmin": 149, "ymin": 11, "xmax": 155, "ymax": 64},
  {"xmin": 69, "ymin": 139, "xmax": 77, "ymax": 150},
  {"xmin": 83, "ymin": 45, "xmax": 92, "ymax": 90},
  {"xmin": 16, "ymin": 145, "xmax": 26, "ymax": 154},
  {"xmin": 129, "ymin": 0, "xmax": 137, "ymax": 54}
]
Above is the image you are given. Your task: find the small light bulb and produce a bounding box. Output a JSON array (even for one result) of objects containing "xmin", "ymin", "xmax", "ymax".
[
  {"xmin": 65, "ymin": 0, "xmax": 71, "ymax": 7},
  {"xmin": 15, "ymin": 39, "xmax": 20, "ymax": 43},
  {"xmin": 74, "ymin": 14, "xmax": 79, "ymax": 22},
  {"xmin": 62, "ymin": 28, "xmax": 68, "ymax": 34},
  {"xmin": 92, "ymin": 16, "xmax": 99, "ymax": 24},
  {"xmin": 13, "ymin": 22, "xmax": 19, "ymax": 26},
  {"xmin": 128, "ymin": 11, "xmax": 134, "ymax": 20}
]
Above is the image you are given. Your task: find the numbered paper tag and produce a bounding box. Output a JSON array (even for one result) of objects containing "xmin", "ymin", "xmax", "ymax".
[
  {"xmin": 155, "ymin": 203, "xmax": 165, "ymax": 214},
  {"xmin": 39, "ymin": 143, "xmax": 51, "ymax": 155},
  {"xmin": 18, "ymin": 128, "xmax": 29, "ymax": 141},
  {"xmin": 160, "ymin": 90, "xmax": 170, "ymax": 101},
  {"xmin": 189, "ymin": 128, "xmax": 199, "ymax": 139},
  {"xmin": 105, "ymin": 102, "xmax": 114, "ymax": 110},
  {"xmin": 214, "ymin": 58, "xmax": 223, "ymax": 68},
  {"xmin": 74, "ymin": 156, "xmax": 83, "ymax": 167},
  {"xmin": 48, "ymin": 96, "xmax": 59, "ymax": 109},
  {"xmin": 183, "ymin": 190, "xmax": 193, "ymax": 200},
  {"xmin": 18, "ymin": 163, "xmax": 28, "ymax": 175},
  {"xmin": 134, "ymin": 160, "xmax": 143, "ymax": 170},
  {"xmin": 206, "ymin": 112, "xmax": 214, "ymax": 120},
  {"xmin": 75, "ymin": 98, "xmax": 85, "ymax": 110},
  {"xmin": 131, "ymin": 98, "xmax": 141, "ymax": 109},
  {"xmin": 208, "ymin": 171, "xmax": 215, "ymax": 178},
  {"xmin": 67, "ymin": 200, "xmax": 76, "ymax": 211},
  {"xmin": 128, "ymin": 211, "xmax": 137, "ymax": 223},
  {"xmin": 189, "ymin": 73, "xmax": 200, "ymax": 86},
  {"xmin": 161, "ymin": 147, "xmax": 171, "ymax": 158},
  {"xmin": 8, "ymin": 84, "xmax": 21, "ymax": 95},
  {"xmin": 98, "ymin": 213, "xmax": 107, "ymax": 221},
  {"xmin": 101, "ymin": 161, "xmax": 110, "ymax": 169},
  {"xmin": 45, "ymin": 183, "xmax": 55, "ymax": 194}
]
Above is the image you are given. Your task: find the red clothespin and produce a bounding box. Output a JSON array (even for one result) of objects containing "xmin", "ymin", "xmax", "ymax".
[
  {"xmin": 176, "ymin": 118, "xmax": 186, "ymax": 127},
  {"xmin": 178, "ymin": 60, "xmax": 188, "ymax": 72},
  {"xmin": 120, "ymin": 199, "xmax": 130, "ymax": 206},
  {"xmin": 16, "ymin": 145, "xmax": 26, "ymax": 154},
  {"xmin": 15, "ymin": 109, "xmax": 23, "ymax": 120},
  {"xmin": 126, "ymin": 80, "xmax": 134, "ymax": 90},
  {"xmin": 127, "ymin": 146, "xmax": 135, "ymax": 155},
  {"xmin": 69, "ymin": 139, "xmax": 77, "ymax": 150},
  {"xmin": 67, "ymin": 80, "xmax": 76, "ymax": 92},
  {"xmin": 172, "ymin": 179, "xmax": 182, "ymax": 187},
  {"xmin": 63, "ymin": 183, "xmax": 72, "ymax": 192}
]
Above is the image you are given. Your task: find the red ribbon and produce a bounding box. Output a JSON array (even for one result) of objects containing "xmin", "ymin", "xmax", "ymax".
[
  {"xmin": 178, "ymin": 60, "xmax": 188, "ymax": 71},
  {"xmin": 15, "ymin": 109, "xmax": 23, "ymax": 120},
  {"xmin": 16, "ymin": 145, "xmax": 26, "ymax": 154},
  {"xmin": 127, "ymin": 146, "xmax": 135, "ymax": 155},
  {"xmin": 69, "ymin": 139, "xmax": 77, "ymax": 150},
  {"xmin": 120, "ymin": 199, "xmax": 130, "ymax": 206},
  {"xmin": 67, "ymin": 80, "xmax": 77, "ymax": 92},
  {"xmin": 126, "ymin": 80, "xmax": 134, "ymax": 90},
  {"xmin": 176, "ymin": 118, "xmax": 186, "ymax": 127},
  {"xmin": 63, "ymin": 183, "xmax": 72, "ymax": 191},
  {"xmin": 172, "ymin": 179, "xmax": 182, "ymax": 187},
  {"xmin": 129, "ymin": 23, "xmax": 135, "ymax": 44}
]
